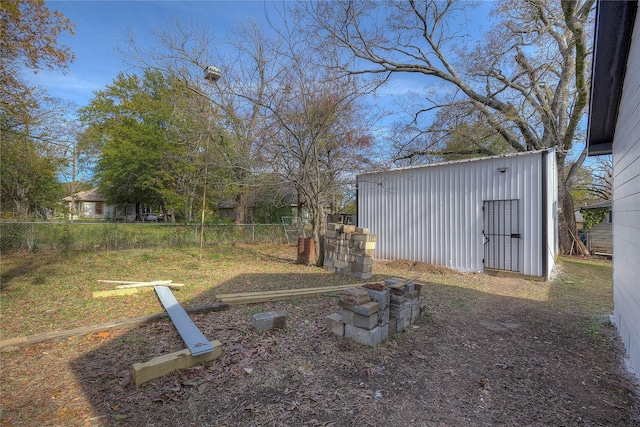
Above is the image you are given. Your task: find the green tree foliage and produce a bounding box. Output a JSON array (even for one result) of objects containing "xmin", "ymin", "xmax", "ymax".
[
  {"xmin": 79, "ymin": 70, "xmax": 229, "ymax": 222},
  {"xmin": 0, "ymin": 0, "xmax": 75, "ymax": 127},
  {"xmin": 0, "ymin": 0, "xmax": 75, "ymax": 220},
  {"xmin": 582, "ymin": 208, "xmax": 608, "ymax": 231},
  {"xmin": 0, "ymin": 122, "xmax": 63, "ymax": 219}
]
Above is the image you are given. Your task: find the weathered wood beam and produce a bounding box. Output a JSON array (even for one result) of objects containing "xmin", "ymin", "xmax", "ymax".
[
  {"xmin": 217, "ymin": 284, "xmax": 356, "ymax": 299},
  {"xmin": 92, "ymin": 287, "xmax": 155, "ymax": 298},
  {"xmin": 133, "ymin": 340, "xmax": 223, "ymax": 386},
  {"xmin": 116, "ymin": 283, "xmax": 184, "ymax": 289},
  {"xmin": 0, "ymin": 302, "xmax": 229, "ymax": 350},
  {"xmin": 215, "ymin": 284, "xmax": 358, "ymax": 305}
]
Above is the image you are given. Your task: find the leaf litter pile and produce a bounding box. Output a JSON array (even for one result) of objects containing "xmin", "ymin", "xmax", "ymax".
[{"xmin": 1, "ymin": 249, "xmax": 639, "ymax": 426}]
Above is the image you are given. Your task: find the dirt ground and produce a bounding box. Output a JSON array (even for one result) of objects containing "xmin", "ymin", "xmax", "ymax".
[{"xmin": 1, "ymin": 256, "xmax": 639, "ymax": 426}]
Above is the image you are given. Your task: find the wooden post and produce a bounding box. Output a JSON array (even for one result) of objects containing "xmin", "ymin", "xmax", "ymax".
[{"xmin": 133, "ymin": 340, "xmax": 223, "ymax": 386}]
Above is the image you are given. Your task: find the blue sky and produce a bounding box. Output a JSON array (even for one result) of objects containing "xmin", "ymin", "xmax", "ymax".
[
  {"xmin": 27, "ymin": 1, "xmax": 591, "ymax": 162},
  {"xmin": 28, "ymin": 0, "xmax": 495, "ymax": 109},
  {"xmin": 25, "ymin": 1, "xmax": 274, "ymax": 107}
]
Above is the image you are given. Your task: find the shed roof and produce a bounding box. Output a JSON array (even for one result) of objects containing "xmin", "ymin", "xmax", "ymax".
[
  {"xmin": 580, "ymin": 199, "xmax": 613, "ymax": 211},
  {"xmin": 358, "ymin": 148, "xmax": 552, "ymax": 177}
]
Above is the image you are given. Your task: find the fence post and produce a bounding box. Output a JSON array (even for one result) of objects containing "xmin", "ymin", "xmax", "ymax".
[
  {"xmin": 252, "ymin": 223, "xmax": 255, "ymax": 244},
  {"xmin": 114, "ymin": 222, "xmax": 118, "ymax": 250}
]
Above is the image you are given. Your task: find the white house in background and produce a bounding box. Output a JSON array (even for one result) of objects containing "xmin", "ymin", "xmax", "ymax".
[
  {"xmin": 62, "ymin": 188, "xmax": 136, "ymax": 221},
  {"xmin": 357, "ymin": 149, "xmax": 558, "ymax": 279},
  {"xmin": 587, "ymin": 0, "xmax": 639, "ymax": 377},
  {"xmin": 63, "ymin": 188, "xmax": 112, "ymax": 220}
]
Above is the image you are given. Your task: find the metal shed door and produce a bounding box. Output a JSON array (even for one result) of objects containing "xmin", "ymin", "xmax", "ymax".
[{"xmin": 483, "ymin": 200, "xmax": 521, "ymax": 272}]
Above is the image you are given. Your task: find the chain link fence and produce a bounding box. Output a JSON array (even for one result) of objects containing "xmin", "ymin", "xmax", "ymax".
[{"xmin": 0, "ymin": 222, "xmax": 289, "ymax": 253}]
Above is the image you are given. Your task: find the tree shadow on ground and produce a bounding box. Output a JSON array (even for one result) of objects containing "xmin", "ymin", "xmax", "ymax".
[
  {"xmin": 65, "ymin": 271, "xmax": 640, "ymax": 426},
  {"xmin": 2, "ymin": 266, "xmax": 639, "ymax": 426}
]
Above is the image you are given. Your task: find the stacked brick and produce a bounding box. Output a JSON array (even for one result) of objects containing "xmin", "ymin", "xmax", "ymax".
[
  {"xmin": 323, "ymin": 223, "xmax": 376, "ymax": 279},
  {"xmin": 326, "ymin": 278, "xmax": 424, "ymax": 347}
]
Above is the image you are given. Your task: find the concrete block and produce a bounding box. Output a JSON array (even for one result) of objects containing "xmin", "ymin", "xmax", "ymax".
[
  {"xmin": 325, "ymin": 230, "xmax": 338, "ymax": 239},
  {"xmin": 326, "ymin": 312, "xmax": 345, "ymax": 337},
  {"xmin": 390, "ymin": 293, "xmax": 406, "ymax": 303},
  {"xmin": 385, "ymin": 277, "xmax": 405, "ymax": 287},
  {"xmin": 352, "ymin": 233, "xmax": 370, "ymax": 242},
  {"xmin": 252, "ymin": 311, "xmax": 286, "ymax": 331},
  {"xmin": 377, "ymin": 307, "xmax": 389, "ymax": 327},
  {"xmin": 338, "ymin": 299, "xmax": 355, "ymax": 312},
  {"xmin": 364, "ymin": 287, "xmax": 390, "ymax": 311},
  {"xmin": 355, "ymin": 227, "xmax": 369, "ymax": 234},
  {"xmin": 406, "ymin": 290, "xmax": 420, "ymax": 301},
  {"xmin": 327, "ymin": 223, "xmax": 339, "ymax": 231},
  {"xmin": 388, "ymin": 318, "xmax": 397, "ymax": 336},
  {"xmin": 350, "ymin": 271, "xmax": 372, "ymax": 279},
  {"xmin": 390, "ymin": 307, "xmax": 411, "ymax": 321},
  {"xmin": 341, "ymin": 287, "xmax": 372, "ymax": 305},
  {"xmin": 351, "ymin": 262, "xmax": 373, "ymax": 273},
  {"xmin": 345, "ymin": 324, "xmax": 388, "ymax": 347},
  {"xmin": 353, "ymin": 256, "xmax": 374, "ymax": 266},
  {"xmin": 342, "ymin": 225, "xmax": 356, "ymax": 233},
  {"xmin": 342, "ymin": 310, "xmax": 379, "ymax": 330},
  {"xmin": 411, "ymin": 302, "xmax": 421, "ymax": 323},
  {"xmin": 354, "ymin": 301, "xmax": 379, "ymax": 316}
]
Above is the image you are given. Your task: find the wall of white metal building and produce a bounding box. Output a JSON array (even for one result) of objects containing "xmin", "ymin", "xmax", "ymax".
[
  {"xmin": 611, "ymin": 10, "xmax": 640, "ymax": 376},
  {"xmin": 357, "ymin": 149, "xmax": 557, "ymax": 277}
]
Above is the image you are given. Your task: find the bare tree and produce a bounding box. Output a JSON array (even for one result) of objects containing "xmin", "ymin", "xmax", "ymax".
[
  {"xmin": 119, "ymin": 19, "xmax": 278, "ymax": 224},
  {"xmin": 307, "ymin": 0, "xmax": 594, "ymax": 254}
]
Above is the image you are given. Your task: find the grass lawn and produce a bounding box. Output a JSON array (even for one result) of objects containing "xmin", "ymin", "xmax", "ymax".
[
  {"xmin": 0, "ymin": 247, "xmax": 613, "ymax": 341},
  {"xmin": 3, "ymin": 246, "xmax": 635, "ymax": 427}
]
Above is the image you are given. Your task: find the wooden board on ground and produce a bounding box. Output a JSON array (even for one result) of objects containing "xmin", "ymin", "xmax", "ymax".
[
  {"xmin": 92, "ymin": 287, "xmax": 155, "ymax": 298},
  {"xmin": 133, "ymin": 340, "xmax": 223, "ymax": 386},
  {"xmin": 116, "ymin": 282, "xmax": 184, "ymax": 289},
  {"xmin": 0, "ymin": 302, "xmax": 229, "ymax": 350},
  {"xmin": 216, "ymin": 284, "xmax": 361, "ymax": 305}
]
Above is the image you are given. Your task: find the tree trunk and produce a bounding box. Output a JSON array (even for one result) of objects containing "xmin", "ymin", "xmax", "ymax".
[
  {"xmin": 313, "ymin": 205, "xmax": 327, "ymax": 267},
  {"xmin": 234, "ymin": 191, "xmax": 247, "ymax": 224},
  {"xmin": 557, "ymin": 159, "xmax": 577, "ymax": 255}
]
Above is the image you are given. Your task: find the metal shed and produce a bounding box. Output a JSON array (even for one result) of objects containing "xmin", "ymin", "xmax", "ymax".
[{"xmin": 357, "ymin": 149, "xmax": 558, "ymax": 278}]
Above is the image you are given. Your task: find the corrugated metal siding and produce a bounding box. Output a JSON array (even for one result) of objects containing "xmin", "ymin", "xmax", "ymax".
[
  {"xmin": 612, "ymin": 10, "xmax": 640, "ymax": 376},
  {"xmin": 358, "ymin": 150, "xmax": 556, "ymax": 277}
]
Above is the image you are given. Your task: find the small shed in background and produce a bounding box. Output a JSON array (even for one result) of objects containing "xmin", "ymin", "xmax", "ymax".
[
  {"xmin": 357, "ymin": 149, "xmax": 558, "ymax": 279},
  {"xmin": 580, "ymin": 200, "xmax": 613, "ymax": 256}
]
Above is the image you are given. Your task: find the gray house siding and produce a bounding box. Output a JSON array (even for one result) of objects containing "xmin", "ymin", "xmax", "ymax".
[{"xmin": 611, "ymin": 8, "xmax": 640, "ymax": 376}]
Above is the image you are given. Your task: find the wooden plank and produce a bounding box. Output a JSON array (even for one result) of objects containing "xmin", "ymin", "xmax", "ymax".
[
  {"xmin": 116, "ymin": 282, "xmax": 184, "ymax": 289},
  {"xmin": 0, "ymin": 302, "xmax": 229, "ymax": 350},
  {"xmin": 98, "ymin": 280, "xmax": 172, "ymax": 284},
  {"xmin": 133, "ymin": 340, "xmax": 223, "ymax": 386},
  {"xmin": 217, "ymin": 285, "xmax": 358, "ymax": 305},
  {"xmin": 92, "ymin": 287, "xmax": 155, "ymax": 298},
  {"xmin": 154, "ymin": 286, "xmax": 213, "ymax": 356},
  {"xmin": 216, "ymin": 284, "xmax": 357, "ymax": 299}
]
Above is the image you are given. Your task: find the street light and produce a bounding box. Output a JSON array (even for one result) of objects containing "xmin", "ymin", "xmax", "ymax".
[{"xmin": 199, "ymin": 65, "xmax": 221, "ymax": 260}]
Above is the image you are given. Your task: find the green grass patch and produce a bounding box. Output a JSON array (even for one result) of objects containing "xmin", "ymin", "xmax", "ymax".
[{"xmin": 0, "ymin": 248, "xmax": 615, "ymax": 342}]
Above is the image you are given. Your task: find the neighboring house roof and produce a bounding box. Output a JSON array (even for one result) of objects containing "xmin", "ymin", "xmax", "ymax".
[
  {"xmin": 587, "ymin": 0, "xmax": 638, "ymax": 155},
  {"xmin": 580, "ymin": 200, "xmax": 613, "ymax": 211},
  {"xmin": 63, "ymin": 188, "xmax": 105, "ymax": 203}
]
